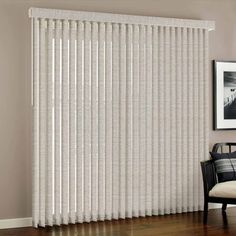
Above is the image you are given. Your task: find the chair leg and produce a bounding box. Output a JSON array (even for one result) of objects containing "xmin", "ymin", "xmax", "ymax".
[
  {"xmin": 222, "ymin": 210, "xmax": 228, "ymax": 226},
  {"xmin": 203, "ymin": 201, "xmax": 208, "ymax": 224},
  {"xmin": 222, "ymin": 203, "xmax": 227, "ymax": 211}
]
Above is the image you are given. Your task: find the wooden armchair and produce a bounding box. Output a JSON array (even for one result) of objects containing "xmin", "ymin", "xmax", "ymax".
[{"xmin": 201, "ymin": 143, "xmax": 236, "ymax": 224}]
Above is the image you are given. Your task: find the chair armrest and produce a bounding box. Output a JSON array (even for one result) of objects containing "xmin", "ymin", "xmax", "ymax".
[{"xmin": 201, "ymin": 160, "xmax": 217, "ymax": 198}]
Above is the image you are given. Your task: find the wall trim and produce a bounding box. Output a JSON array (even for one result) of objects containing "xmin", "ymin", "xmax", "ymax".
[
  {"xmin": 0, "ymin": 217, "xmax": 32, "ymax": 229},
  {"xmin": 210, "ymin": 203, "xmax": 235, "ymax": 209}
]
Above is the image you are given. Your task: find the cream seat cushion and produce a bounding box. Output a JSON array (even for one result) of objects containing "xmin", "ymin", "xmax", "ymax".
[{"xmin": 209, "ymin": 181, "xmax": 236, "ymax": 198}]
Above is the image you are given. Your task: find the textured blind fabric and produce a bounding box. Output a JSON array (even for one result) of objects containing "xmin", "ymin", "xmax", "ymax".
[{"xmin": 30, "ymin": 8, "xmax": 214, "ymax": 227}]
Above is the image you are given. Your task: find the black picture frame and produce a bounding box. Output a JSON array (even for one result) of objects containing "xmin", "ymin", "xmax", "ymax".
[{"xmin": 213, "ymin": 60, "xmax": 236, "ymax": 130}]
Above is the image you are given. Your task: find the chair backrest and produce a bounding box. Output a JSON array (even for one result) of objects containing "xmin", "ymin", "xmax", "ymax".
[
  {"xmin": 201, "ymin": 160, "xmax": 216, "ymax": 198},
  {"xmin": 201, "ymin": 143, "xmax": 236, "ymax": 198},
  {"xmin": 212, "ymin": 143, "xmax": 236, "ymax": 154}
]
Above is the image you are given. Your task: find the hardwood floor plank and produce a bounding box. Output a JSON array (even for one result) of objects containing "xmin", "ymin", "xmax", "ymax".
[{"xmin": 1, "ymin": 208, "xmax": 236, "ymax": 236}]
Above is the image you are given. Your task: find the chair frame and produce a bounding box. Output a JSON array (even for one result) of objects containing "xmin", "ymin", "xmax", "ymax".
[{"xmin": 201, "ymin": 142, "xmax": 236, "ymax": 224}]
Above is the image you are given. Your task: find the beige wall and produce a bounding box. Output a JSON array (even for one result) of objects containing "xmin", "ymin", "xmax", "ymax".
[{"xmin": 0, "ymin": 0, "xmax": 236, "ymax": 219}]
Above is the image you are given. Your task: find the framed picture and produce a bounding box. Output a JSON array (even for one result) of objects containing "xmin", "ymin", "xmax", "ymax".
[{"xmin": 213, "ymin": 60, "xmax": 236, "ymax": 130}]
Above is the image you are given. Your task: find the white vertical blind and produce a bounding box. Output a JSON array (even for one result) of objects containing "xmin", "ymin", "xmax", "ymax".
[
  {"xmin": 30, "ymin": 8, "xmax": 214, "ymax": 227},
  {"xmin": 105, "ymin": 22, "xmax": 112, "ymax": 221},
  {"xmin": 76, "ymin": 20, "xmax": 84, "ymax": 223},
  {"xmin": 139, "ymin": 24, "xmax": 146, "ymax": 217},
  {"xmin": 84, "ymin": 21, "xmax": 91, "ymax": 222},
  {"xmin": 54, "ymin": 19, "xmax": 62, "ymax": 226},
  {"xmin": 170, "ymin": 26, "xmax": 176, "ymax": 214},
  {"xmin": 126, "ymin": 23, "xmax": 133, "ymax": 218},
  {"xmin": 119, "ymin": 23, "xmax": 126, "ymax": 219},
  {"xmin": 91, "ymin": 21, "xmax": 98, "ymax": 222},
  {"xmin": 165, "ymin": 26, "xmax": 171, "ymax": 214},
  {"xmin": 61, "ymin": 19, "xmax": 69, "ymax": 225},
  {"xmin": 32, "ymin": 17, "xmax": 39, "ymax": 227},
  {"xmin": 146, "ymin": 25, "xmax": 152, "ymax": 216},
  {"xmin": 46, "ymin": 19, "xmax": 53, "ymax": 226},
  {"xmin": 152, "ymin": 25, "xmax": 158, "ymax": 215},
  {"xmin": 158, "ymin": 26, "xmax": 165, "ymax": 215},
  {"xmin": 112, "ymin": 23, "xmax": 119, "ymax": 220},
  {"xmin": 187, "ymin": 28, "xmax": 194, "ymax": 211},
  {"xmin": 132, "ymin": 24, "xmax": 140, "ymax": 218},
  {"xmin": 98, "ymin": 22, "xmax": 106, "ymax": 221},
  {"xmin": 69, "ymin": 20, "xmax": 76, "ymax": 224},
  {"xmin": 39, "ymin": 18, "xmax": 46, "ymax": 227}
]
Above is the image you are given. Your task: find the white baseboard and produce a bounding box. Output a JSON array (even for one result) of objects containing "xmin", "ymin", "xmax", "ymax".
[
  {"xmin": 209, "ymin": 203, "xmax": 222, "ymax": 209},
  {"xmin": 0, "ymin": 217, "xmax": 32, "ymax": 229},
  {"xmin": 209, "ymin": 203, "xmax": 235, "ymax": 209}
]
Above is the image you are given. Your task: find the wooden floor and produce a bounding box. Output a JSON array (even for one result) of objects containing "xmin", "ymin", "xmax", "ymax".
[{"xmin": 1, "ymin": 208, "xmax": 236, "ymax": 236}]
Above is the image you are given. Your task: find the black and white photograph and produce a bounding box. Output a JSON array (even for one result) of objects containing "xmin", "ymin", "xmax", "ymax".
[
  {"xmin": 224, "ymin": 71, "xmax": 236, "ymax": 119},
  {"xmin": 214, "ymin": 61, "xmax": 236, "ymax": 129}
]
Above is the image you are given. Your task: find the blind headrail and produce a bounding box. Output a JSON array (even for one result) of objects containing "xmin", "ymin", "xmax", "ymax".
[{"xmin": 29, "ymin": 7, "xmax": 215, "ymax": 31}]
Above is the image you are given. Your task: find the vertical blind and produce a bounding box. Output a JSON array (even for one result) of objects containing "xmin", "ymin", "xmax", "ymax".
[{"xmin": 30, "ymin": 8, "xmax": 214, "ymax": 227}]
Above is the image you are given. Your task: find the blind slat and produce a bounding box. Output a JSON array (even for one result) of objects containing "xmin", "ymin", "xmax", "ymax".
[
  {"xmin": 164, "ymin": 27, "xmax": 171, "ymax": 214},
  {"xmin": 170, "ymin": 27, "xmax": 177, "ymax": 214},
  {"xmin": 132, "ymin": 24, "xmax": 139, "ymax": 217},
  {"xmin": 84, "ymin": 22, "xmax": 92, "ymax": 222},
  {"xmin": 39, "ymin": 18, "xmax": 46, "ymax": 227},
  {"xmin": 119, "ymin": 23, "xmax": 126, "ymax": 219},
  {"xmin": 187, "ymin": 28, "xmax": 194, "ymax": 211},
  {"xmin": 69, "ymin": 20, "xmax": 76, "ymax": 224},
  {"xmin": 61, "ymin": 19, "xmax": 69, "ymax": 224},
  {"xmin": 46, "ymin": 19, "xmax": 54, "ymax": 226},
  {"xmin": 139, "ymin": 24, "xmax": 146, "ymax": 217},
  {"xmin": 193, "ymin": 28, "xmax": 199, "ymax": 211},
  {"xmin": 76, "ymin": 21, "xmax": 84, "ymax": 223},
  {"xmin": 54, "ymin": 19, "xmax": 62, "ymax": 225},
  {"xmin": 182, "ymin": 27, "xmax": 188, "ymax": 213},
  {"xmin": 32, "ymin": 18, "xmax": 40, "ymax": 227},
  {"xmin": 112, "ymin": 23, "xmax": 120, "ymax": 220},
  {"xmin": 176, "ymin": 27, "xmax": 182, "ymax": 213},
  {"xmin": 145, "ymin": 25, "xmax": 152, "ymax": 216},
  {"xmin": 158, "ymin": 26, "xmax": 165, "ymax": 215},
  {"xmin": 91, "ymin": 22, "xmax": 99, "ymax": 221},
  {"xmin": 126, "ymin": 24, "xmax": 133, "ymax": 218},
  {"xmin": 98, "ymin": 22, "xmax": 106, "ymax": 221},
  {"xmin": 105, "ymin": 22, "xmax": 113, "ymax": 220}
]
